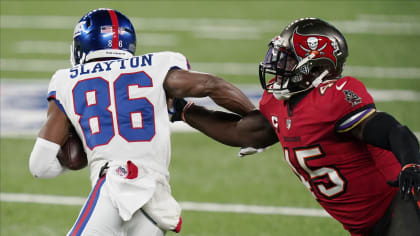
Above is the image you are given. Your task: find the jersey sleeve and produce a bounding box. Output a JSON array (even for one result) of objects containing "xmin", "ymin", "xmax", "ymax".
[
  {"xmin": 46, "ymin": 70, "xmax": 66, "ymax": 113},
  {"xmin": 47, "ymin": 71, "xmax": 58, "ymax": 101},
  {"xmin": 333, "ymin": 77, "xmax": 376, "ymax": 133},
  {"xmin": 169, "ymin": 52, "xmax": 191, "ymax": 71}
]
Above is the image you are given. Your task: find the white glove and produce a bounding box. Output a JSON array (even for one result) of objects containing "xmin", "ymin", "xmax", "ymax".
[{"xmin": 238, "ymin": 146, "xmax": 269, "ymax": 157}]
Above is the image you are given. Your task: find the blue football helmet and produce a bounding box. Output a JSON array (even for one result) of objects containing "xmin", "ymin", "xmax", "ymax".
[{"xmin": 71, "ymin": 8, "xmax": 136, "ymax": 66}]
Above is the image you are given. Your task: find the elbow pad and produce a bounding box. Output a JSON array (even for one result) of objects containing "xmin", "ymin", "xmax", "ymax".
[{"xmin": 29, "ymin": 137, "xmax": 65, "ymax": 178}]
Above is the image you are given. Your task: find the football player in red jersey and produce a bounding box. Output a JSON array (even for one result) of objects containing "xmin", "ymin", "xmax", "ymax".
[{"xmin": 170, "ymin": 18, "xmax": 420, "ymax": 236}]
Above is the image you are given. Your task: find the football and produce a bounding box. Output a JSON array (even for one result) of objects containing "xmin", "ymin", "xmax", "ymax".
[{"xmin": 57, "ymin": 127, "xmax": 88, "ymax": 170}]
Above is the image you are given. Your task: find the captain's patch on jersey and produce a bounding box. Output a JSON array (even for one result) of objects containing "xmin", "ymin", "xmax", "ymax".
[{"xmin": 343, "ymin": 90, "xmax": 361, "ymax": 107}]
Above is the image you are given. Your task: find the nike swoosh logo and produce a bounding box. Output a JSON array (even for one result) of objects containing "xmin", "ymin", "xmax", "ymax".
[{"xmin": 336, "ymin": 81, "xmax": 347, "ymax": 90}]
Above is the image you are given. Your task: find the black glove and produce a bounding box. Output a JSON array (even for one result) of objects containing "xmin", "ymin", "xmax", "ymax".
[
  {"xmin": 388, "ymin": 163, "xmax": 420, "ymax": 201},
  {"xmin": 168, "ymin": 98, "xmax": 188, "ymax": 122}
]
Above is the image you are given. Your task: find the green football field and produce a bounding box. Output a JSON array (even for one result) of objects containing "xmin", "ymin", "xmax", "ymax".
[{"xmin": 1, "ymin": 1, "xmax": 419, "ymax": 236}]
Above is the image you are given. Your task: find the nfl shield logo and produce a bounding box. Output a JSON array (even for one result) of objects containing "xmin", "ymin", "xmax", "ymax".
[
  {"xmin": 286, "ymin": 118, "xmax": 292, "ymax": 130},
  {"xmin": 116, "ymin": 166, "xmax": 128, "ymax": 177}
]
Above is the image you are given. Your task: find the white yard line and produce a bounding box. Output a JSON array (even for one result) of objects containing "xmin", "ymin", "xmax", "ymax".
[
  {"xmin": 357, "ymin": 14, "xmax": 420, "ymax": 22},
  {"xmin": 1, "ymin": 58, "xmax": 420, "ymax": 79},
  {"xmin": 0, "ymin": 192, "xmax": 330, "ymax": 217},
  {"xmin": 15, "ymin": 41, "xmax": 70, "ymax": 55}
]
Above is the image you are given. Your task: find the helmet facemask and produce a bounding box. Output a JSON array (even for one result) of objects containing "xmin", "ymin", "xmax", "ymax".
[{"xmin": 259, "ymin": 36, "xmax": 326, "ymax": 100}]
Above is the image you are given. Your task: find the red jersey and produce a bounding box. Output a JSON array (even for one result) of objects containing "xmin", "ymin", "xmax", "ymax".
[{"xmin": 259, "ymin": 76, "xmax": 401, "ymax": 235}]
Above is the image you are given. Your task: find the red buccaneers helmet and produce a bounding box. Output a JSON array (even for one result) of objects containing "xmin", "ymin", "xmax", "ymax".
[{"xmin": 259, "ymin": 17, "xmax": 348, "ymax": 100}]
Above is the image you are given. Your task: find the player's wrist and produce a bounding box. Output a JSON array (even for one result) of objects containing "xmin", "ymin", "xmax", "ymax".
[
  {"xmin": 29, "ymin": 137, "xmax": 64, "ymax": 178},
  {"xmin": 181, "ymin": 101, "xmax": 194, "ymax": 121}
]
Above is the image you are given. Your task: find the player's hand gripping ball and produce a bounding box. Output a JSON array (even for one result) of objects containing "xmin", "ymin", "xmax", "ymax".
[{"xmin": 57, "ymin": 127, "xmax": 87, "ymax": 170}]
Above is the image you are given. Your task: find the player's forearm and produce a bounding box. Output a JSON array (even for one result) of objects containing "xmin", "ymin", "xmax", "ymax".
[
  {"xmin": 183, "ymin": 105, "xmax": 246, "ymax": 147},
  {"xmin": 184, "ymin": 106, "xmax": 277, "ymax": 148},
  {"xmin": 207, "ymin": 79, "xmax": 256, "ymax": 116},
  {"xmin": 165, "ymin": 70, "xmax": 255, "ymax": 116}
]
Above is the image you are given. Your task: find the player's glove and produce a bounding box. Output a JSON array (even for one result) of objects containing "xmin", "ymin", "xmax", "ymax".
[
  {"xmin": 238, "ymin": 146, "xmax": 270, "ymax": 157},
  {"xmin": 388, "ymin": 163, "xmax": 420, "ymax": 201},
  {"xmin": 168, "ymin": 98, "xmax": 190, "ymax": 122}
]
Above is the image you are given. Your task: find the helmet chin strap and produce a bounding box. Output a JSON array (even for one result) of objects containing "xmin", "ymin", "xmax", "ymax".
[
  {"xmin": 70, "ymin": 42, "xmax": 86, "ymax": 67},
  {"xmin": 70, "ymin": 44, "xmax": 75, "ymax": 67},
  {"xmin": 79, "ymin": 52, "xmax": 87, "ymax": 65},
  {"xmin": 273, "ymin": 69, "xmax": 329, "ymax": 100},
  {"xmin": 272, "ymin": 79, "xmax": 291, "ymax": 100},
  {"xmin": 311, "ymin": 69, "xmax": 329, "ymax": 87}
]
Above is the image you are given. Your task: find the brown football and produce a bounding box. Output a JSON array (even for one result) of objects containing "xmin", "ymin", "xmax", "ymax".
[{"xmin": 57, "ymin": 127, "xmax": 88, "ymax": 170}]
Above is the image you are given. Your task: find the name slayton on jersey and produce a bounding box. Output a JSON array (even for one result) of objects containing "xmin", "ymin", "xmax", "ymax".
[{"xmin": 69, "ymin": 54, "xmax": 153, "ymax": 79}]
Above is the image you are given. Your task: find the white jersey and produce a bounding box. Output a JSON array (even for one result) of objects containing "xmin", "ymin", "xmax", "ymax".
[{"xmin": 47, "ymin": 51, "xmax": 190, "ymax": 182}]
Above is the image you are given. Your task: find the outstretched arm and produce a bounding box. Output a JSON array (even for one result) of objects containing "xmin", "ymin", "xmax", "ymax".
[
  {"xmin": 164, "ymin": 68, "xmax": 277, "ymax": 149},
  {"xmin": 164, "ymin": 69, "xmax": 255, "ymax": 116},
  {"xmin": 183, "ymin": 105, "xmax": 278, "ymax": 148}
]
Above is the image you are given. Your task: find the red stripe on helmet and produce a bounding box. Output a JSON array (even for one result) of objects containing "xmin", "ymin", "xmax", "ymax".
[{"xmin": 108, "ymin": 9, "xmax": 119, "ymax": 49}]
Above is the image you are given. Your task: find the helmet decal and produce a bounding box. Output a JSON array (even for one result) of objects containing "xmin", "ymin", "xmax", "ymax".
[
  {"xmin": 107, "ymin": 9, "xmax": 120, "ymax": 50},
  {"xmin": 292, "ymin": 30, "xmax": 338, "ymax": 67},
  {"xmin": 73, "ymin": 21, "xmax": 85, "ymax": 38}
]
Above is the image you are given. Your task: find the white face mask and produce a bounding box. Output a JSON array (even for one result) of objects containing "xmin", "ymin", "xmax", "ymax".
[
  {"xmin": 272, "ymin": 79, "xmax": 291, "ymax": 100},
  {"xmin": 273, "ymin": 90, "xmax": 292, "ymax": 100}
]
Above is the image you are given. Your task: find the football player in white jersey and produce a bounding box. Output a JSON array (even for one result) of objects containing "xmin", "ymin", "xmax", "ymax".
[{"xmin": 28, "ymin": 8, "xmax": 255, "ymax": 236}]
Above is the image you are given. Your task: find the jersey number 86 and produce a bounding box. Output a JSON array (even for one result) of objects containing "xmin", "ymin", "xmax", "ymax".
[{"xmin": 73, "ymin": 71, "xmax": 155, "ymax": 150}]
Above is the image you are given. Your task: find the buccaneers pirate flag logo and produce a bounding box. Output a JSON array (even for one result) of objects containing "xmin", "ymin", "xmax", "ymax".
[{"xmin": 292, "ymin": 31, "xmax": 339, "ymax": 67}]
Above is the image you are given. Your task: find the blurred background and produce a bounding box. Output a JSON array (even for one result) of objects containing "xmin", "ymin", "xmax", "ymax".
[{"xmin": 1, "ymin": 1, "xmax": 419, "ymax": 235}]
